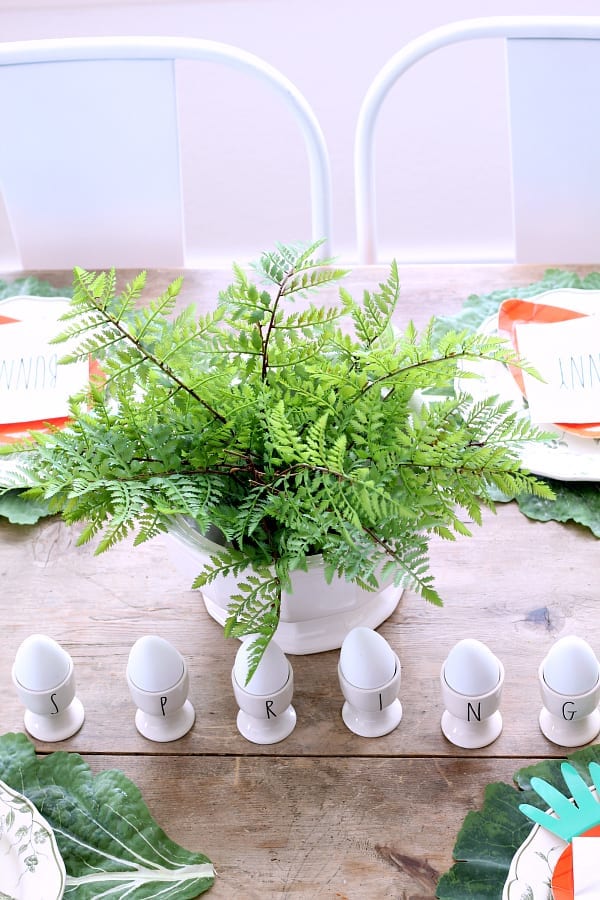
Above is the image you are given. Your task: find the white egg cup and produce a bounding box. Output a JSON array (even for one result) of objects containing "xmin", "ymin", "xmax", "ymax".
[
  {"xmin": 440, "ymin": 659, "xmax": 505, "ymax": 749},
  {"xmin": 231, "ymin": 661, "xmax": 296, "ymax": 744},
  {"xmin": 338, "ymin": 652, "xmax": 402, "ymax": 737},
  {"xmin": 12, "ymin": 655, "xmax": 85, "ymax": 742},
  {"xmin": 127, "ymin": 662, "xmax": 195, "ymax": 742},
  {"xmin": 538, "ymin": 662, "xmax": 600, "ymax": 747}
]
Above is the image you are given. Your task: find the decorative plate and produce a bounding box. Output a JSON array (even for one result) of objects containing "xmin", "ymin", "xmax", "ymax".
[
  {"xmin": 0, "ymin": 777, "xmax": 65, "ymax": 899},
  {"xmin": 503, "ymin": 787, "xmax": 600, "ymax": 899},
  {"xmin": 0, "ymin": 295, "xmax": 78, "ymax": 445},
  {"xmin": 457, "ymin": 307, "xmax": 600, "ymax": 482},
  {"xmin": 0, "ymin": 294, "xmax": 95, "ymax": 485},
  {"xmin": 503, "ymin": 816, "xmax": 565, "ymax": 899}
]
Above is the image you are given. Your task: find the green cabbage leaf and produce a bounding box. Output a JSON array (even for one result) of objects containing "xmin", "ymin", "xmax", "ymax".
[{"xmin": 0, "ymin": 732, "xmax": 214, "ymax": 899}]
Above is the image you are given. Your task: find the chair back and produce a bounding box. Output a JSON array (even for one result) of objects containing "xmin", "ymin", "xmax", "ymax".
[
  {"xmin": 0, "ymin": 37, "xmax": 332, "ymax": 269},
  {"xmin": 354, "ymin": 16, "xmax": 600, "ymax": 263}
]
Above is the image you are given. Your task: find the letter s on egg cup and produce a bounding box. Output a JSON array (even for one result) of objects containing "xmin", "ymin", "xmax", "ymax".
[{"xmin": 12, "ymin": 655, "xmax": 85, "ymax": 742}]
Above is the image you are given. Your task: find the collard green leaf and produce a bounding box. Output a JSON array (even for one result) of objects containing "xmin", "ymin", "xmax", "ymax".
[
  {"xmin": 437, "ymin": 745, "xmax": 600, "ymax": 899},
  {"xmin": 430, "ymin": 269, "xmax": 585, "ymax": 341},
  {"xmin": 514, "ymin": 479, "xmax": 600, "ymax": 537},
  {"xmin": 0, "ymin": 489, "xmax": 51, "ymax": 524},
  {"xmin": 0, "ymin": 276, "xmax": 71, "ymax": 300},
  {"xmin": 436, "ymin": 782, "xmax": 541, "ymax": 899},
  {"xmin": 0, "ymin": 732, "xmax": 214, "ymax": 899},
  {"xmin": 514, "ymin": 745, "xmax": 600, "ymax": 793}
]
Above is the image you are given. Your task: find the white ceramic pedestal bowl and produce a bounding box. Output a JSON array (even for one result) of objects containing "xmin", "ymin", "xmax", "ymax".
[{"xmin": 162, "ymin": 517, "xmax": 404, "ymax": 655}]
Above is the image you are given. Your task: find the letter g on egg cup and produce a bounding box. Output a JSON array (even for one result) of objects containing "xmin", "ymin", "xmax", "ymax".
[
  {"xmin": 538, "ymin": 660, "xmax": 600, "ymax": 747},
  {"xmin": 440, "ymin": 659, "xmax": 505, "ymax": 749},
  {"xmin": 337, "ymin": 652, "xmax": 402, "ymax": 737}
]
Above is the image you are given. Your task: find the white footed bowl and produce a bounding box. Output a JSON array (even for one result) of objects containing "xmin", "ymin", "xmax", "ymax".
[{"xmin": 162, "ymin": 517, "xmax": 403, "ymax": 655}]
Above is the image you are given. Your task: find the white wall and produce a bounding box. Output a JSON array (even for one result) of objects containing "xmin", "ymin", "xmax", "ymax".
[{"xmin": 1, "ymin": 0, "xmax": 599, "ymax": 269}]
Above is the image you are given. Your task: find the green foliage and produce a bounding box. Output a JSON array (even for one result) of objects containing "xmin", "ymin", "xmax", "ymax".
[
  {"xmin": 11, "ymin": 241, "xmax": 552, "ymax": 677},
  {"xmin": 437, "ymin": 744, "xmax": 600, "ymax": 899},
  {"xmin": 0, "ymin": 488, "xmax": 51, "ymax": 524},
  {"xmin": 513, "ymin": 479, "xmax": 600, "ymax": 536},
  {"xmin": 0, "ymin": 732, "xmax": 214, "ymax": 898},
  {"xmin": 0, "ymin": 275, "xmax": 71, "ymax": 300}
]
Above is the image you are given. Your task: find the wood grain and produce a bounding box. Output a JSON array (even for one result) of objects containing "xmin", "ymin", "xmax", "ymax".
[
  {"xmin": 1, "ymin": 503, "xmax": 596, "ymax": 759},
  {"xmin": 82, "ymin": 754, "xmax": 526, "ymax": 900}
]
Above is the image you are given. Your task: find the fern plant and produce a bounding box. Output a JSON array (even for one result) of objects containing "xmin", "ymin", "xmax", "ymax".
[{"xmin": 11, "ymin": 241, "xmax": 552, "ymax": 676}]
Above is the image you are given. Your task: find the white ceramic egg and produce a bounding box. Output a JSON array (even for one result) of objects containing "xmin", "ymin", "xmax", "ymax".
[
  {"xmin": 127, "ymin": 636, "xmax": 185, "ymax": 693},
  {"xmin": 443, "ymin": 639, "xmax": 500, "ymax": 696},
  {"xmin": 542, "ymin": 636, "xmax": 600, "ymax": 696},
  {"xmin": 13, "ymin": 634, "xmax": 71, "ymax": 691},
  {"xmin": 234, "ymin": 639, "xmax": 289, "ymax": 695},
  {"xmin": 339, "ymin": 627, "xmax": 397, "ymax": 689}
]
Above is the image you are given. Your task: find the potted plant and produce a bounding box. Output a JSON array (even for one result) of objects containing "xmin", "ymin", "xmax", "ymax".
[{"xmin": 10, "ymin": 242, "xmax": 551, "ymax": 677}]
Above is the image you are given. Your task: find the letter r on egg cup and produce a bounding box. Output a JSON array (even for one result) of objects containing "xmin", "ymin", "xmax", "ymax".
[
  {"xmin": 538, "ymin": 660, "xmax": 600, "ymax": 747},
  {"xmin": 338, "ymin": 652, "xmax": 402, "ymax": 737},
  {"xmin": 231, "ymin": 661, "xmax": 296, "ymax": 744},
  {"xmin": 440, "ymin": 660, "xmax": 505, "ymax": 749},
  {"xmin": 12, "ymin": 656, "xmax": 85, "ymax": 742}
]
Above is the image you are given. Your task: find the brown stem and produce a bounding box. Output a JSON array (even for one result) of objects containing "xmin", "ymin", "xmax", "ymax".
[{"xmin": 95, "ymin": 303, "xmax": 227, "ymax": 423}]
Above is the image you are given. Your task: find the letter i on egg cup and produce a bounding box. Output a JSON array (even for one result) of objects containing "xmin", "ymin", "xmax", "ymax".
[
  {"xmin": 338, "ymin": 663, "xmax": 402, "ymax": 738},
  {"xmin": 338, "ymin": 665, "xmax": 402, "ymax": 737},
  {"xmin": 337, "ymin": 627, "xmax": 402, "ymax": 738},
  {"xmin": 440, "ymin": 661, "xmax": 505, "ymax": 749}
]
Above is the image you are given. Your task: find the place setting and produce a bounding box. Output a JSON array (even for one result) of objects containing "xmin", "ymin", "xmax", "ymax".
[{"xmin": 457, "ymin": 287, "xmax": 600, "ymax": 482}]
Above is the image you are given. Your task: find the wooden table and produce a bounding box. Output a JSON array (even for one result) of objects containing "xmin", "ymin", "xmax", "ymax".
[{"xmin": 1, "ymin": 262, "xmax": 598, "ymax": 899}]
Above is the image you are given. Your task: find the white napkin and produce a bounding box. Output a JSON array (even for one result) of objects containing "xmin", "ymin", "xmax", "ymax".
[
  {"xmin": 515, "ymin": 314, "xmax": 600, "ymax": 424},
  {"xmin": 573, "ymin": 835, "xmax": 600, "ymax": 897},
  {"xmin": 0, "ymin": 319, "xmax": 88, "ymax": 426}
]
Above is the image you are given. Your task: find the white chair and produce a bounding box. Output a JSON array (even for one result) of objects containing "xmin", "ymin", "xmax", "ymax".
[
  {"xmin": 355, "ymin": 16, "xmax": 600, "ymax": 263},
  {"xmin": 0, "ymin": 36, "xmax": 332, "ymax": 269}
]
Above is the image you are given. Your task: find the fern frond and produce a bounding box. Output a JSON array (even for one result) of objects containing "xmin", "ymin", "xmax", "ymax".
[
  {"xmin": 351, "ymin": 260, "xmax": 400, "ymax": 346},
  {"xmin": 14, "ymin": 240, "xmax": 556, "ymax": 664}
]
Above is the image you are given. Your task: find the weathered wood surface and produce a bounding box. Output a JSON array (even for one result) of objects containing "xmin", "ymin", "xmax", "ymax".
[
  {"xmin": 1, "ymin": 502, "xmax": 596, "ymax": 759},
  {"xmin": 2, "ymin": 263, "xmax": 599, "ymax": 898},
  {"xmin": 84, "ymin": 753, "xmax": 524, "ymax": 900},
  {"xmin": 7, "ymin": 261, "xmax": 597, "ymax": 327}
]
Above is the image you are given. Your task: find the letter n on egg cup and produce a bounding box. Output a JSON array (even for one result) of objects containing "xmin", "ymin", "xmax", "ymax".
[
  {"xmin": 231, "ymin": 663, "xmax": 296, "ymax": 744},
  {"xmin": 538, "ymin": 660, "xmax": 600, "ymax": 747},
  {"xmin": 440, "ymin": 660, "xmax": 505, "ymax": 749},
  {"xmin": 338, "ymin": 653, "xmax": 402, "ymax": 738}
]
